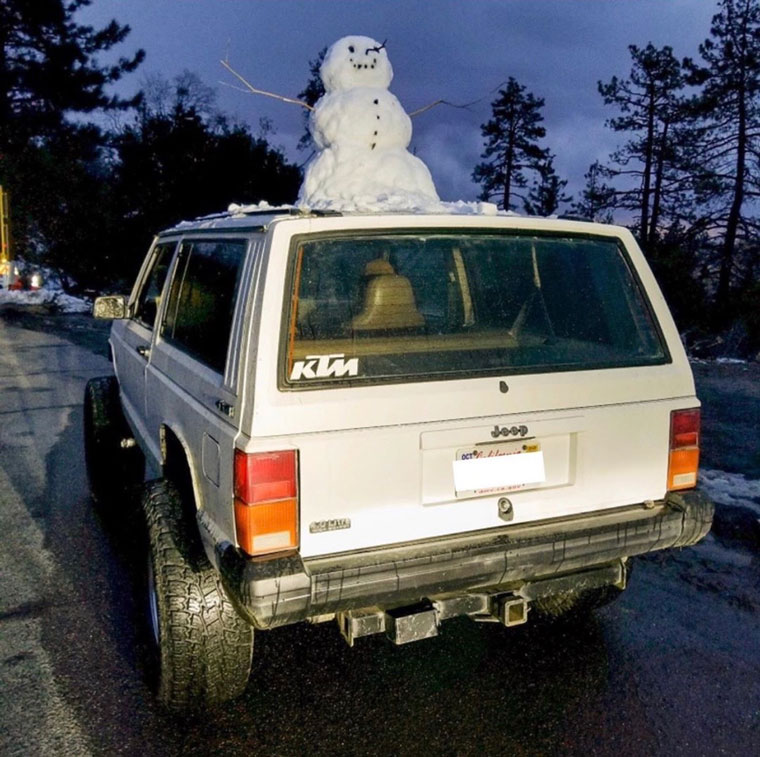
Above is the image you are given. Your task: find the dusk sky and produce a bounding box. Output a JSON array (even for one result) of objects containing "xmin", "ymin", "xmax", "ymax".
[{"xmin": 78, "ymin": 0, "xmax": 720, "ymax": 205}]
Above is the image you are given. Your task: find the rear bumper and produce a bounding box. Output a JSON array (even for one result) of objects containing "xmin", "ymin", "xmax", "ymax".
[{"xmin": 213, "ymin": 490, "xmax": 713, "ymax": 630}]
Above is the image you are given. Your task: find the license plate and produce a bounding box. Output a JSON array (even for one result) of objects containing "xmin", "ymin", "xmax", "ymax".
[{"xmin": 453, "ymin": 441, "xmax": 545, "ymax": 497}]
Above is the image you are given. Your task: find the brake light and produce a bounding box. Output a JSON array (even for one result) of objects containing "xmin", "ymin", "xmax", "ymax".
[
  {"xmin": 668, "ymin": 408, "xmax": 700, "ymax": 491},
  {"xmin": 234, "ymin": 449, "xmax": 298, "ymax": 556}
]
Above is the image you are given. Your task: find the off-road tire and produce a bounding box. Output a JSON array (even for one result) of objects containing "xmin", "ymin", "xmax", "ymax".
[
  {"xmin": 83, "ymin": 376, "xmax": 144, "ymax": 505},
  {"xmin": 532, "ymin": 561, "xmax": 633, "ymax": 622},
  {"xmin": 143, "ymin": 479, "xmax": 254, "ymax": 711}
]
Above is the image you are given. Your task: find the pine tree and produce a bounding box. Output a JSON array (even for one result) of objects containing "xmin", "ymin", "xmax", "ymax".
[
  {"xmin": 598, "ymin": 43, "xmax": 686, "ymax": 248},
  {"xmin": 472, "ymin": 78, "xmax": 548, "ymax": 211},
  {"xmin": 111, "ymin": 73, "xmax": 301, "ymax": 286},
  {"xmin": 0, "ymin": 0, "xmax": 144, "ymax": 151},
  {"xmin": 523, "ymin": 153, "xmax": 571, "ymax": 216},
  {"xmin": 0, "ymin": 0, "xmax": 144, "ymax": 288},
  {"xmin": 684, "ymin": 0, "xmax": 760, "ymax": 320},
  {"xmin": 571, "ymin": 161, "xmax": 616, "ymax": 222}
]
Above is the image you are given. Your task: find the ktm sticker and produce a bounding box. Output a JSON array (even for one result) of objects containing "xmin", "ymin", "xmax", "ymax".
[{"xmin": 290, "ymin": 353, "xmax": 359, "ymax": 380}]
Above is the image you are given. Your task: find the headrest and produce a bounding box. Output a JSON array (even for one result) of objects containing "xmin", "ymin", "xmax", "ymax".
[
  {"xmin": 351, "ymin": 270, "xmax": 425, "ymax": 331},
  {"xmin": 363, "ymin": 258, "xmax": 396, "ymax": 276}
]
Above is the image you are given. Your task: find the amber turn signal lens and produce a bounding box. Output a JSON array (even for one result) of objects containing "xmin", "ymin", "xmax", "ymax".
[{"xmin": 234, "ymin": 497, "xmax": 298, "ymax": 556}]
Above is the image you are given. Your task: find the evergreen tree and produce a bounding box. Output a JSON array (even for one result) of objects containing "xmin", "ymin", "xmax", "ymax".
[
  {"xmin": 111, "ymin": 73, "xmax": 301, "ymax": 285},
  {"xmin": 523, "ymin": 153, "xmax": 571, "ymax": 216},
  {"xmin": 0, "ymin": 0, "xmax": 144, "ymax": 151},
  {"xmin": 684, "ymin": 0, "xmax": 760, "ymax": 320},
  {"xmin": 571, "ymin": 161, "xmax": 616, "ymax": 222},
  {"xmin": 598, "ymin": 43, "xmax": 686, "ymax": 248},
  {"xmin": 472, "ymin": 78, "xmax": 548, "ymax": 211},
  {"xmin": 0, "ymin": 0, "xmax": 144, "ymax": 287}
]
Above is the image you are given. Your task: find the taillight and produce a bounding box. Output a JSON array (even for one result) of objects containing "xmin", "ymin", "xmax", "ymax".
[
  {"xmin": 668, "ymin": 408, "xmax": 700, "ymax": 491},
  {"xmin": 234, "ymin": 449, "xmax": 298, "ymax": 556}
]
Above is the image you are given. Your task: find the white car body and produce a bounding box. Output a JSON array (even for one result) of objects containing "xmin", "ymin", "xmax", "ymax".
[{"xmin": 104, "ymin": 208, "xmax": 712, "ymax": 639}]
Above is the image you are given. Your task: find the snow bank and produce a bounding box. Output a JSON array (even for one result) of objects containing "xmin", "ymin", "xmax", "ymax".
[
  {"xmin": 0, "ymin": 288, "xmax": 91, "ymax": 314},
  {"xmin": 700, "ymin": 468, "xmax": 760, "ymax": 517}
]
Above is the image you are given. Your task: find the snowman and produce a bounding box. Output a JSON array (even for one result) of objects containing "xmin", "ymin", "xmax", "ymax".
[{"xmin": 297, "ymin": 35, "xmax": 441, "ymax": 210}]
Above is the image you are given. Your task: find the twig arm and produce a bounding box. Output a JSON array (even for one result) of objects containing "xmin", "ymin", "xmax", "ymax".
[
  {"xmin": 220, "ymin": 59, "xmax": 313, "ymax": 110},
  {"xmin": 409, "ymin": 81, "xmax": 511, "ymax": 118},
  {"xmin": 408, "ymin": 99, "xmax": 445, "ymax": 117}
]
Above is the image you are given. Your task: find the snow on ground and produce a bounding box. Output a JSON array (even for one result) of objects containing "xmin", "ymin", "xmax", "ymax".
[
  {"xmin": 0, "ymin": 288, "xmax": 91, "ymax": 314},
  {"xmin": 700, "ymin": 468, "xmax": 760, "ymax": 518},
  {"xmin": 714, "ymin": 357, "xmax": 749, "ymax": 365}
]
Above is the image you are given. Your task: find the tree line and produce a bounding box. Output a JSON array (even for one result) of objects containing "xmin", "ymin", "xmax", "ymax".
[
  {"xmin": 474, "ymin": 0, "xmax": 760, "ymax": 351},
  {"xmin": 0, "ymin": 0, "xmax": 758, "ymax": 352},
  {"xmin": 0, "ymin": 0, "xmax": 300, "ymax": 292}
]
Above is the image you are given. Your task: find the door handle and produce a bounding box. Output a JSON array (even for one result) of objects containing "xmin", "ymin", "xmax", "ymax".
[
  {"xmin": 215, "ymin": 400, "xmax": 235, "ymax": 418},
  {"xmin": 136, "ymin": 344, "xmax": 150, "ymax": 358}
]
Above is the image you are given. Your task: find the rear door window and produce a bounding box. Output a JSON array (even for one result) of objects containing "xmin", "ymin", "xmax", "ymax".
[
  {"xmin": 161, "ymin": 238, "xmax": 246, "ymax": 374},
  {"xmin": 283, "ymin": 232, "xmax": 667, "ymax": 388}
]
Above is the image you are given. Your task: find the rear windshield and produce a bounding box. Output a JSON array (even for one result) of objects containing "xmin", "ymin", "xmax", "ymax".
[{"xmin": 283, "ymin": 231, "xmax": 667, "ymax": 388}]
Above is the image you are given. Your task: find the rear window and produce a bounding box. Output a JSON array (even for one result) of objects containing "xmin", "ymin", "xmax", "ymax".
[{"xmin": 283, "ymin": 232, "xmax": 667, "ymax": 388}]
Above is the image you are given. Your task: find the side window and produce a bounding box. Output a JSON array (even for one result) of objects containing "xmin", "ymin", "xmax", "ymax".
[
  {"xmin": 133, "ymin": 242, "xmax": 175, "ymax": 329},
  {"xmin": 161, "ymin": 239, "xmax": 247, "ymax": 374}
]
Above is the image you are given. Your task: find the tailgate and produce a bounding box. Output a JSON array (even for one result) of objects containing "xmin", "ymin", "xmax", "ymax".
[{"xmin": 294, "ymin": 398, "xmax": 681, "ymax": 558}]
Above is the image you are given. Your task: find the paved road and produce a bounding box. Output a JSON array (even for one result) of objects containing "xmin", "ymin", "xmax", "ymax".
[{"xmin": 1, "ymin": 314, "xmax": 759, "ymax": 756}]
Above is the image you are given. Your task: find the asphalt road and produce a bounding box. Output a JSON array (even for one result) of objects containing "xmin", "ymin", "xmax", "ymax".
[{"xmin": 1, "ymin": 312, "xmax": 759, "ymax": 756}]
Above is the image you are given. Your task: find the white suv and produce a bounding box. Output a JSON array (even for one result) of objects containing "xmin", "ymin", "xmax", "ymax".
[{"xmin": 86, "ymin": 207, "xmax": 713, "ymax": 710}]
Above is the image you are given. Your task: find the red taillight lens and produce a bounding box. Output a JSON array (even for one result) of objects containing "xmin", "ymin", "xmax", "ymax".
[
  {"xmin": 671, "ymin": 408, "xmax": 700, "ymax": 448},
  {"xmin": 234, "ymin": 449, "xmax": 298, "ymax": 556},
  {"xmin": 234, "ymin": 450, "xmax": 297, "ymax": 503},
  {"xmin": 668, "ymin": 408, "xmax": 700, "ymax": 491}
]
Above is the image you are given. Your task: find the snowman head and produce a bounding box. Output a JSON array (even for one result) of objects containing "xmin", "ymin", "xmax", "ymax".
[{"xmin": 320, "ymin": 35, "xmax": 393, "ymax": 92}]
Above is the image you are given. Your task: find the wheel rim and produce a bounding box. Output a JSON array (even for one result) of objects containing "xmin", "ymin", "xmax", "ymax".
[{"xmin": 147, "ymin": 555, "xmax": 160, "ymax": 646}]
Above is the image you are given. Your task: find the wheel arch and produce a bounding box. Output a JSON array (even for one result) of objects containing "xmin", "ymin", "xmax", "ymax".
[{"xmin": 160, "ymin": 424, "xmax": 203, "ymax": 523}]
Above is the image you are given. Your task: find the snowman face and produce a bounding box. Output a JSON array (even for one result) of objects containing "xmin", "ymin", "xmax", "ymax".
[{"xmin": 320, "ymin": 35, "xmax": 393, "ymax": 92}]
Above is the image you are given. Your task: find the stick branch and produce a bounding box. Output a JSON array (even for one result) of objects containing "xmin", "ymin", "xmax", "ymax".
[
  {"xmin": 220, "ymin": 59, "xmax": 313, "ymax": 110},
  {"xmin": 409, "ymin": 81, "xmax": 511, "ymax": 118},
  {"xmin": 408, "ymin": 99, "xmax": 446, "ymax": 117}
]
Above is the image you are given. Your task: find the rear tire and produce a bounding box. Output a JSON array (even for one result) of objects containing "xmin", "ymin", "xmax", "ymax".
[
  {"xmin": 83, "ymin": 376, "xmax": 144, "ymax": 505},
  {"xmin": 142, "ymin": 479, "xmax": 253, "ymax": 711}
]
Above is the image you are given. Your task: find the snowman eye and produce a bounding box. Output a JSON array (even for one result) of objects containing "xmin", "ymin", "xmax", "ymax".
[{"xmin": 348, "ymin": 46, "xmax": 355, "ymax": 53}]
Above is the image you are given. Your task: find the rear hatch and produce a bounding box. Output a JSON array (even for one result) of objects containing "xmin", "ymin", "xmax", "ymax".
[{"xmin": 244, "ymin": 216, "xmax": 697, "ymax": 558}]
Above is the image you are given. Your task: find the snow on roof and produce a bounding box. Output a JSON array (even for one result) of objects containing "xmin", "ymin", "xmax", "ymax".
[{"xmin": 166, "ymin": 198, "xmax": 509, "ymax": 233}]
